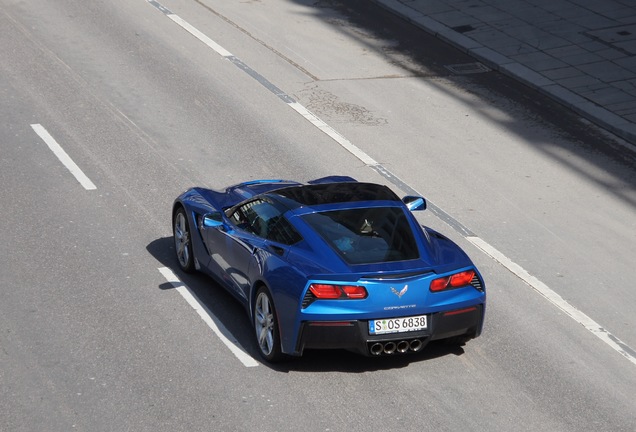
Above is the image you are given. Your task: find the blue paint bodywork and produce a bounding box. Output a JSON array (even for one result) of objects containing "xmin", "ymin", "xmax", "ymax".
[{"xmin": 172, "ymin": 177, "xmax": 486, "ymax": 357}]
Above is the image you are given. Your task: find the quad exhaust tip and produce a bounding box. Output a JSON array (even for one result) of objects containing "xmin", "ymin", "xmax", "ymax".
[{"xmin": 369, "ymin": 339, "xmax": 423, "ymax": 356}]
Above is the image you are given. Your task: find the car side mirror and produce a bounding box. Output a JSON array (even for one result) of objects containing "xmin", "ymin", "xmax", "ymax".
[
  {"xmin": 402, "ymin": 196, "xmax": 426, "ymax": 211},
  {"xmin": 202, "ymin": 211, "xmax": 225, "ymax": 228}
]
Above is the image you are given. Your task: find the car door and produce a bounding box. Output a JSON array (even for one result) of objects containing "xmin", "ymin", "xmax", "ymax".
[{"xmin": 201, "ymin": 199, "xmax": 278, "ymax": 303}]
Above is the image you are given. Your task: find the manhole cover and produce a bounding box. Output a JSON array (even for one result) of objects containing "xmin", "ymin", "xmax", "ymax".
[{"xmin": 445, "ymin": 62, "xmax": 491, "ymax": 74}]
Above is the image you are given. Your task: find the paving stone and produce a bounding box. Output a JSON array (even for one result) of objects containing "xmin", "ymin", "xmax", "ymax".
[
  {"xmin": 606, "ymin": 100, "xmax": 636, "ymax": 115},
  {"xmin": 553, "ymin": 5, "xmax": 596, "ymax": 19},
  {"xmin": 557, "ymin": 75, "xmax": 602, "ymax": 89},
  {"xmin": 594, "ymin": 49, "xmax": 627, "ymax": 61},
  {"xmin": 488, "ymin": 18, "xmax": 529, "ymax": 32},
  {"xmin": 464, "ymin": 6, "xmax": 514, "ymax": 22},
  {"xmin": 445, "ymin": 0, "xmax": 486, "ymax": 8},
  {"xmin": 613, "ymin": 56, "xmax": 636, "ymax": 72},
  {"xmin": 542, "ymin": 66, "xmax": 582, "ymax": 80},
  {"xmin": 574, "ymin": 0, "xmax": 629, "ymax": 15},
  {"xmin": 511, "ymin": 51, "xmax": 569, "ymax": 71},
  {"xmin": 580, "ymin": 87, "xmax": 634, "ymax": 105},
  {"xmin": 538, "ymin": 19, "xmax": 578, "ymax": 33},
  {"xmin": 480, "ymin": 0, "xmax": 516, "ymax": 6},
  {"xmin": 572, "ymin": 15, "xmax": 620, "ymax": 30},
  {"xmin": 545, "ymin": 45, "xmax": 590, "ymax": 58},
  {"xmin": 579, "ymin": 83, "xmax": 611, "ymax": 92},
  {"xmin": 612, "ymin": 80, "xmax": 636, "ymax": 93},
  {"xmin": 509, "ymin": 6, "xmax": 563, "ymax": 22},
  {"xmin": 578, "ymin": 40, "xmax": 612, "ymax": 53},
  {"xmin": 560, "ymin": 52, "xmax": 606, "ymax": 66},
  {"xmin": 544, "ymin": 22, "xmax": 590, "ymax": 38},
  {"xmin": 499, "ymin": 25, "xmax": 566, "ymax": 49},
  {"xmin": 614, "ymin": 40, "xmax": 636, "ymax": 55},
  {"xmin": 412, "ymin": 15, "xmax": 453, "ymax": 35},
  {"xmin": 430, "ymin": 11, "xmax": 481, "ymax": 27},
  {"xmin": 468, "ymin": 29, "xmax": 520, "ymax": 45},
  {"xmin": 578, "ymin": 61, "xmax": 634, "ymax": 82},
  {"xmin": 618, "ymin": 14, "xmax": 636, "ymax": 25},
  {"xmin": 526, "ymin": 0, "xmax": 576, "ymax": 12},
  {"xmin": 557, "ymin": 32, "xmax": 595, "ymax": 45},
  {"xmin": 586, "ymin": 24, "xmax": 636, "ymax": 43},
  {"xmin": 496, "ymin": 43, "xmax": 538, "ymax": 56},
  {"xmin": 405, "ymin": 0, "xmax": 454, "ymax": 15}
]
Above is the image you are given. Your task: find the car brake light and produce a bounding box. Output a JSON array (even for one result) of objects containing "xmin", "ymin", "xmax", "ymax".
[
  {"xmin": 430, "ymin": 270, "xmax": 475, "ymax": 292},
  {"xmin": 450, "ymin": 271, "xmax": 475, "ymax": 287},
  {"xmin": 343, "ymin": 285, "xmax": 367, "ymax": 299},
  {"xmin": 309, "ymin": 284, "xmax": 367, "ymax": 299},
  {"xmin": 310, "ymin": 284, "xmax": 341, "ymax": 299},
  {"xmin": 430, "ymin": 277, "xmax": 450, "ymax": 292}
]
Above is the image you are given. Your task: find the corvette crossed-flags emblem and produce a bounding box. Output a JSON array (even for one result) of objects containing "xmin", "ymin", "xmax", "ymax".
[{"xmin": 391, "ymin": 285, "xmax": 408, "ymax": 298}]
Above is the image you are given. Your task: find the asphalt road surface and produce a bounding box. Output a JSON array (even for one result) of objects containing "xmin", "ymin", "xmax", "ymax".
[{"xmin": 1, "ymin": 0, "xmax": 635, "ymax": 431}]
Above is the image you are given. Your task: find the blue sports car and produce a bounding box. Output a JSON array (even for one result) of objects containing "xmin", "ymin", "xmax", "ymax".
[{"xmin": 172, "ymin": 177, "xmax": 485, "ymax": 362}]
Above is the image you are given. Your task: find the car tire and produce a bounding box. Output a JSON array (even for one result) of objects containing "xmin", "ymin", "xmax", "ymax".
[
  {"xmin": 254, "ymin": 286, "xmax": 285, "ymax": 363},
  {"xmin": 173, "ymin": 207, "xmax": 195, "ymax": 273}
]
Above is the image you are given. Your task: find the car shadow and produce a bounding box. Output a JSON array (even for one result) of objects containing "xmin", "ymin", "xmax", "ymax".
[
  {"xmin": 147, "ymin": 236, "xmax": 466, "ymax": 373},
  {"xmin": 271, "ymin": 341, "xmax": 465, "ymax": 373}
]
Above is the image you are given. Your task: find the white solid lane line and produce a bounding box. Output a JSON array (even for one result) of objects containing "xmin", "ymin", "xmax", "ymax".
[
  {"xmin": 167, "ymin": 14, "xmax": 234, "ymax": 58},
  {"xmin": 287, "ymin": 102, "xmax": 379, "ymax": 166},
  {"xmin": 144, "ymin": 0, "xmax": 636, "ymax": 368},
  {"xmin": 468, "ymin": 236, "xmax": 636, "ymax": 366},
  {"xmin": 31, "ymin": 123, "xmax": 97, "ymax": 191},
  {"xmin": 158, "ymin": 267, "xmax": 260, "ymax": 368}
]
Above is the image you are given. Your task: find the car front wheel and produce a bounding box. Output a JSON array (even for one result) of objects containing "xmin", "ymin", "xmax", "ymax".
[
  {"xmin": 173, "ymin": 207, "xmax": 194, "ymax": 273},
  {"xmin": 254, "ymin": 287, "xmax": 285, "ymax": 362}
]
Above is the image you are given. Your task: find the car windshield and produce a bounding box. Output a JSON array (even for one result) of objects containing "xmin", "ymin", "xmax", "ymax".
[{"xmin": 301, "ymin": 207, "xmax": 420, "ymax": 264}]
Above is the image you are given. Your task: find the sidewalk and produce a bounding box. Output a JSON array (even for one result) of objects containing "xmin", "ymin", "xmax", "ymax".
[{"xmin": 372, "ymin": 0, "xmax": 636, "ymax": 146}]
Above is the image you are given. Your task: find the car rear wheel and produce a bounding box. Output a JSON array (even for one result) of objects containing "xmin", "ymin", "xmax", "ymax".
[
  {"xmin": 173, "ymin": 207, "xmax": 194, "ymax": 273},
  {"xmin": 254, "ymin": 287, "xmax": 285, "ymax": 362}
]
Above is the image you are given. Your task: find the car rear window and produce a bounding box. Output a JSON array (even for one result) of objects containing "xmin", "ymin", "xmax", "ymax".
[{"xmin": 301, "ymin": 207, "xmax": 419, "ymax": 264}]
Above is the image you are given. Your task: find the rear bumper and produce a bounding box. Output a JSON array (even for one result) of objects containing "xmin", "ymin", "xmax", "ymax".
[{"xmin": 294, "ymin": 304, "xmax": 484, "ymax": 356}]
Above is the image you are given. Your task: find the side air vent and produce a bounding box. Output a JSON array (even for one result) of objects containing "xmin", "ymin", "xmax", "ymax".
[
  {"xmin": 470, "ymin": 274, "xmax": 484, "ymax": 291},
  {"xmin": 301, "ymin": 290, "xmax": 315, "ymax": 309}
]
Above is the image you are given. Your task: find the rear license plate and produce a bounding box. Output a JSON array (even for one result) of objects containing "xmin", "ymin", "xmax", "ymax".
[{"xmin": 369, "ymin": 315, "xmax": 428, "ymax": 335}]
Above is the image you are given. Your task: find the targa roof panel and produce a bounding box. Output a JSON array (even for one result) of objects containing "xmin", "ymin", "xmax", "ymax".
[{"xmin": 272, "ymin": 182, "xmax": 401, "ymax": 207}]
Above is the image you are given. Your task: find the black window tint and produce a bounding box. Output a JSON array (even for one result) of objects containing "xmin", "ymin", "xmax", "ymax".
[
  {"xmin": 266, "ymin": 216, "xmax": 302, "ymax": 245},
  {"xmin": 233, "ymin": 199, "xmax": 301, "ymax": 245},
  {"xmin": 302, "ymin": 207, "xmax": 419, "ymax": 264}
]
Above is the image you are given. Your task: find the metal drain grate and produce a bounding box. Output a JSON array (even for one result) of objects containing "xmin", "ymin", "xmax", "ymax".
[{"xmin": 445, "ymin": 62, "xmax": 491, "ymax": 74}]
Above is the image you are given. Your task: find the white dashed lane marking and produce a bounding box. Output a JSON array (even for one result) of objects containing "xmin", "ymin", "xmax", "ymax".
[
  {"xmin": 158, "ymin": 267, "xmax": 259, "ymax": 368},
  {"xmin": 31, "ymin": 123, "xmax": 97, "ymax": 190}
]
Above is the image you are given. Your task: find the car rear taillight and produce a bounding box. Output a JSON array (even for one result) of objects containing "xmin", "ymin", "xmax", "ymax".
[
  {"xmin": 430, "ymin": 270, "xmax": 475, "ymax": 292},
  {"xmin": 309, "ymin": 284, "xmax": 368, "ymax": 299},
  {"xmin": 342, "ymin": 285, "xmax": 367, "ymax": 299}
]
